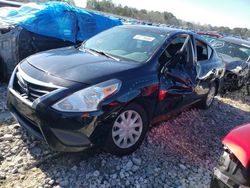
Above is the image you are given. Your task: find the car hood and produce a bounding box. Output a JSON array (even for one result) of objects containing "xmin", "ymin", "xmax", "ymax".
[
  {"xmin": 223, "ymin": 123, "xmax": 250, "ymax": 168},
  {"xmin": 219, "ymin": 53, "xmax": 249, "ymax": 73},
  {"xmin": 26, "ymin": 46, "xmax": 140, "ymax": 84}
]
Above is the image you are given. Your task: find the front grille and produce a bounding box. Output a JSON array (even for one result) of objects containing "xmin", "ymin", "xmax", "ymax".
[{"xmin": 13, "ymin": 69, "xmax": 57, "ymax": 102}]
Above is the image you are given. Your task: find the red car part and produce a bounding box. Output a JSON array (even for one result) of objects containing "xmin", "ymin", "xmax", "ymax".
[
  {"xmin": 196, "ymin": 31, "xmax": 222, "ymax": 38},
  {"xmin": 223, "ymin": 123, "xmax": 250, "ymax": 168}
]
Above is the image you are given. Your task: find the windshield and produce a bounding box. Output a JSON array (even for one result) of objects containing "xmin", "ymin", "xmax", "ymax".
[
  {"xmin": 212, "ymin": 39, "xmax": 250, "ymax": 62},
  {"xmin": 82, "ymin": 27, "xmax": 166, "ymax": 63}
]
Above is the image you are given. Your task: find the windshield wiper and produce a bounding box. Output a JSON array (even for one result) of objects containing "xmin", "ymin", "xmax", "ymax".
[{"xmin": 87, "ymin": 48, "xmax": 120, "ymax": 61}]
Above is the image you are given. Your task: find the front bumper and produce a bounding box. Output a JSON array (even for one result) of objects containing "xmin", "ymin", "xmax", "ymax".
[
  {"xmin": 7, "ymin": 88, "xmax": 105, "ymax": 152},
  {"xmin": 210, "ymin": 168, "xmax": 250, "ymax": 188},
  {"xmin": 210, "ymin": 150, "xmax": 250, "ymax": 188}
]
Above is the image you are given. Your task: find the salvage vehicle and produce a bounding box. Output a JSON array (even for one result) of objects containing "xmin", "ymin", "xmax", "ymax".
[
  {"xmin": 7, "ymin": 25, "xmax": 225, "ymax": 155},
  {"xmin": 0, "ymin": 22, "xmax": 74, "ymax": 81},
  {"xmin": 197, "ymin": 31, "xmax": 222, "ymax": 43},
  {"xmin": 210, "ymin": 122, "xmax": 250, "ymax": 187},
  {"xmin": 0, "ymin": 2, "xmax": 122, "ymax": 81},
  {"xmin": 212, "ymin": 37, "xmax": 250, "ymax": 94}
]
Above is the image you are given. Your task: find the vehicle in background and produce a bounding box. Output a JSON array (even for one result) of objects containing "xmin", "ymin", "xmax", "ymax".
[
  {"xmin": 212, "ymin": 37, "xmax": 250, "ymax": 94},
  {"xmin": 210, "ymin": 122, "xmax": 250, "ymax": 188},
  {"xmin": 0, "ymin": 22, "xmax": 75, "ymax": 82},
  {"xmin": 8, "ymin": 25, "xmax": 224, "ymax": 155},
  {"xmin": 0, "ymin": 0, "xmax": 23, "ymax": 7},
  {"xmin": 0, "ymin": 2, "xmax": 122, "ymax": 81},
  {"xmin": 197, "ymin": 31, "xmax": 222, "ymax": 43}
]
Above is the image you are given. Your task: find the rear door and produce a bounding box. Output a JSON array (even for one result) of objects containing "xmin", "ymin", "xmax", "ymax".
[{"xmin": 194, "ymin": 38, "xmax": 218, "ymax": 98}]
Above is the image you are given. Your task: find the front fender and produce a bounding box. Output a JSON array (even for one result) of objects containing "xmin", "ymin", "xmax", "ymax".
[
  {"xmin": 101, "ymin": 73, "xmax": 159, "ymax": 121},
  {"xmin": 223, "ymin": 123, "xmax": 250, "ymax": 168}
]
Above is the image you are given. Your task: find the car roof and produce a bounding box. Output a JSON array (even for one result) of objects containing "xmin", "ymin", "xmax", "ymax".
[
  {"xmin": 219, "ymin": 36, "xmax": 250, "ymax": 48},
  {"xmin": 117, "ymin": 25, "xmax": 209, "ymax": 46}
]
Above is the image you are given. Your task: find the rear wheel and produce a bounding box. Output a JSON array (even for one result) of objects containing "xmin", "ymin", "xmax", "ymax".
[
  {"xmin": 210, "ymin": 150, "xmax": 250, "ymax": 188},
  {"xmin": 104, "ymin": 103, "xmax": 149, "ymax": 156},
  {"xmin": 197, "ymin": 82, "xmax": 216, "ymax": 109}
]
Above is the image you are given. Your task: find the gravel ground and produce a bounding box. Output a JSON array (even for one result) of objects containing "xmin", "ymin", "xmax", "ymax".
[{"xmin": 0, "ymin": 83, "xmax": 250, "ymax": 188}]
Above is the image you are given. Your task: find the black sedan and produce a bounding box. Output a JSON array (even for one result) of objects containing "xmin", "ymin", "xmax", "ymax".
[{"xmin": 7, "ymin": 25, "xmax": 225, "ymax": 155}]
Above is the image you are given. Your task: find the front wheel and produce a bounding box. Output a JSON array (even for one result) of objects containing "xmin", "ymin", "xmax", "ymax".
[
  {"xmin": 104, "ymin": 103, "xmax": 149, "ymax": 156},
  {"xmin": 197, "ymin": 82, "xmax": 216, "ymax": 109}
]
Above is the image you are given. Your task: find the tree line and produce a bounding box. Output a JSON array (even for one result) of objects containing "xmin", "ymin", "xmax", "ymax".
[
  {"xmin": 86, "ymin": 0, "xmax": 250, "ymax": 38},
  {"xmin": 12, "ymin": 0, "xmax": 75, "ymax": 6}
]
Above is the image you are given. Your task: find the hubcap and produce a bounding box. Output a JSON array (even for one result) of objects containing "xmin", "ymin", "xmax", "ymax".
[
  {"xmin": 206, "ymin": 86, "xmax": 216, "ymax": 106},
  {"xmin": 112, "ymin": 110, "xmax": 143, "ymax": 149}
]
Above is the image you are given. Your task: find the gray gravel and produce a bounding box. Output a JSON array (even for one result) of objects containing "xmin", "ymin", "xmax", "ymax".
[{"xmin": 0, "ymin": 83, "xmax": 250, "ymax": 188}]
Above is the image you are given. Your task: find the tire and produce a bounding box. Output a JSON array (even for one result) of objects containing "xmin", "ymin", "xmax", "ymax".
[
  {"xmin": 210, "ymin": 151, "xmax": 250, "ymax": 188},
  {"xmin": 104, "ymin": 103, "xmax": 149, "ymax": 156},
  {"xmin": 196, "ymin": 82, "xmax": 216, "ymax": 109}
]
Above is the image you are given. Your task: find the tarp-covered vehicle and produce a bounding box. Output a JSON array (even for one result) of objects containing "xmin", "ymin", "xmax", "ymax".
[{"xmin": 0, "ymin": 2, "xmax": 122, "ymax": 81}]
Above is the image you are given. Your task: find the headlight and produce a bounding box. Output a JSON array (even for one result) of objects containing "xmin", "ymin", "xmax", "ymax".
[{"xmin": 52, "ymin": 79, "xmax": 121, "ymax": 112}]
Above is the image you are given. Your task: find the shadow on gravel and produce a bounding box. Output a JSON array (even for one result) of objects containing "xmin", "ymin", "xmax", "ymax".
[
  {"xmin": 145, "ymin": 96, "xmax": 250, "ymax": 173},
  {"xmin": 22, "ymin": 132, "xmax": 102, "ymax": 168}
]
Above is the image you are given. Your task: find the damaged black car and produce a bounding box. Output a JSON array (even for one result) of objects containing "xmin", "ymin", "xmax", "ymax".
[
  {"xmin": 7, "ymin": 25, "xmax": 225, "ymax": 155},
  {"xmin": 212, "ymin": 37, "xmax": 250, "ymax": 93}
]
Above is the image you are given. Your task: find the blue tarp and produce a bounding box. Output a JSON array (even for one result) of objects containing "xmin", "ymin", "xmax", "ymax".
[{"xmin": 0, "ymin": 2, "xmax": 122, "ymax": 42}]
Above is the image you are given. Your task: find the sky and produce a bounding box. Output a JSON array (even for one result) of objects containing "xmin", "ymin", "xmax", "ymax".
[{"xmin": 74, "ymin": 0, "xmax": 250, "ymax": 29}]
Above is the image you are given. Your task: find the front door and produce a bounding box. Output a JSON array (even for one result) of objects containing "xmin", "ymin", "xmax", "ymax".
[{"xmin": 156, "ymin": 34, "xmax": 197, "ymax": 117}]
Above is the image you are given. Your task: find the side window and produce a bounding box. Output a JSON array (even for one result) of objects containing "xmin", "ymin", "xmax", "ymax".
[
  {"xmin": 195, "ymin": 39, "xmax": 212, "ymax": 61},
  {"xmin": 159, "ymin": 36, "xmax": 186, "ymax": 65},
  {"xmin": 159, "ymin": 35, "xmax": 194, "ymax": 69}
]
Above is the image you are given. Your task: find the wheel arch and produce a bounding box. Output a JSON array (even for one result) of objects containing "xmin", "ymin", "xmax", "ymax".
[
  {"xmin": 114, "ymin": 84, "xmax": 159, "ymax": 124},
  {"xmin": 130, "ymin": 97, "xmax": 156, "ymax": 125}
]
